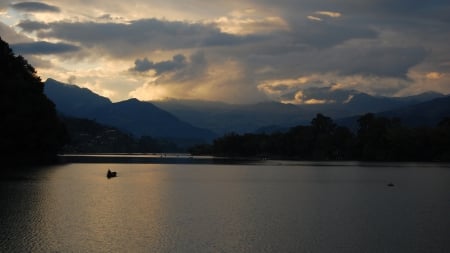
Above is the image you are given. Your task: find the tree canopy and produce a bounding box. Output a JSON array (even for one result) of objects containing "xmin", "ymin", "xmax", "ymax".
[
  {"xmin": 190, "ymin": 113, "xmax": 450, "ymax": 162},
  {"xmin": 0, "ymin": 37, "xmax": 68, "ymax": 166}
]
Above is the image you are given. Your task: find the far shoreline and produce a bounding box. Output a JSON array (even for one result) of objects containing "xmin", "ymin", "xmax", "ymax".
[{"xmin": 56, "ymin": 153, "xmax": 450, "ymax": 166}]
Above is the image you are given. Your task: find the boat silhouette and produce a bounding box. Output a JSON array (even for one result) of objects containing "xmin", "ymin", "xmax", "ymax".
[{"xmin": 107, "ymin": 169, "xmax": 117, "ymax": 178}]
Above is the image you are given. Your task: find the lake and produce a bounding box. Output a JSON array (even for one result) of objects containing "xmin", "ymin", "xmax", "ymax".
[{"xmin": 1, "ymin": 157, "xmax": 450, "ymax": 252}]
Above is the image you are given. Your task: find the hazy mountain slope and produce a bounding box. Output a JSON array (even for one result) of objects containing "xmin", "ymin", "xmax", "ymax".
[
  {"xmin": 92, "ymin": 98, "xmax": 216, "ymax": 139},
  {"xmin": 45, "ymin": 78, "xmax": 110, "ymax": 117},
  {"xmin": 379, "ymin": 95, "xmax": 450, "ymax": 127},
  {"xmin": 153, "ymin": 91, "xmax": 444, "ymax": 134},
  {"xmin": 153, "ymin": 100, "xmax": 312, "ymax": 134},
  {"xmin": 336, "ymin": 95, "xmax": 450, "ymax": 130},
  {"xmin": 44, "ymin": 79, "xmax": 216, "ymax": 141}
]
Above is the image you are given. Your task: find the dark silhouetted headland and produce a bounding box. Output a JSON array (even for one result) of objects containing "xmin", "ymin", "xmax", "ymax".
[{"xmin": 0, "ymin": 37, "xmax": 68, "ymax": 166}]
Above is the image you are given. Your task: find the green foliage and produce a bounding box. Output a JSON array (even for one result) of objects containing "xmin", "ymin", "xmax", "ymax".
[
  {"xmin": 191, "ymin": 113, "xmax": 450, "ymax": 162},
  {"xmin": 0, "ymin": 37, "xmax": 68, "ymax": 165}
]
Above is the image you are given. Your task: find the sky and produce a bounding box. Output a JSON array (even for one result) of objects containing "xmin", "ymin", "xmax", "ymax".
[{"xmin": 1, "ymin": 0, "xmax": 450, "ymax": 104}]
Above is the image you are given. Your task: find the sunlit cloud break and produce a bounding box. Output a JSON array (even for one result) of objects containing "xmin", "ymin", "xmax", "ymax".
[{"xmin": 315, "ymin": 11, "xmax": 341, "ymax": 18}]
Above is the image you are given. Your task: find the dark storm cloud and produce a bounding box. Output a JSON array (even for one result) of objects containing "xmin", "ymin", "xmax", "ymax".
[
  {"xmin": 10, "ymin": 2, "xmax": 60, "ymax": 13},
  {"xmin": 133, "ymin": 54, "xmax": 187, "ymax": 74},
  {"xmin": 11, "ymin": 41, "xmax": 80, "ymax": 55},
  {"xmin": 132, "ymin": 51, "xmax": 208, "ymax": 85},
  {"xmin": 19, "ymin": 18, "xmax": 259, "ymax": 57},
  {"xmin": 17, "ymin": 20, "xmax": 50, "ymax": 32}
]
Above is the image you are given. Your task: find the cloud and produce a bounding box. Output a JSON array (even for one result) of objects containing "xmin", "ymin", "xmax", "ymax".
[
  {"xmin": 315, "ymin": 11, "xmax": 341, "ymax": 18},
  {"xmin": 67, "ymin": 75, "xmax": 76, "ymax": 84},
  {"xmin": 129, "ymin": 55, "xmax": 265, "ymax": 103},
  {"xmin": 170, "ymin": 51, "xmax": 208, "ymax": 82},
  {"xmin": 317, "ymin": 44, "xmax": 428, "ymax": 78},
  {"xmin": 11, "ymin": 41, "xmax": 80, "ymax": 55},
  {"xmin": 307, "ymin": 16, "xmax": 322, "ymax": 22},
  {"xmin": 307, "ymin": 11, "xmax": 342, "ymax": 22},
  {"xmin": 3, "ymin": 0, "xmax": 450, "ymax": 103},
  {"xmin": 132, "ymin": 54, "xmax": 187, "ymax": 74},
  {"xmin": 246, "ymin": 40, "xmax": 427, "ymax": 81},
  {"xmin": 426, "ymin": 72, "xmax": 443, "ymax": 80},
  {"xmin": 0, "ymin": 22, "xmax": 32, "ymax": 43},
  {"xmin": 10, "ymin": 2, "xmax": 60, "ymax": 13},
  {"xmin": 18, "ymin": 18, "xmax": 261, "ymax": 58},
  {"xmin": 215, "ymin": 11, "xmax": 289, "ymax": 35},
  {"xmin": 257, "ymin": 71, "xmax": 419, "ymax": 103},
  {"xmin": 293, "ymin": 21, "xmax": 377, "ymax": 48},
  {"xmin": 260, "ymin": 0, "xmax": 450, "ymax": 22},
  {"xmin": 17, "ymin": 20, "xmax": 50, "ymax": 32},
  {"xmin": 131, "ymin": 51, "xmax": 208, "ymax": 82},
  {"xmin": 281, "ymin": 87, "xmax": 359, "ymax": 104}
]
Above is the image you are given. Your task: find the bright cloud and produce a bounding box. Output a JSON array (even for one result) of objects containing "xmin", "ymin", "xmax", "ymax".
[
  {"xmin": 426, "ymin": 72, "xmax": 443, "ymax": 80},
  {"xmin": 315, "ymin": 11, "xmax": 341, "ymax": 18},
  {"xmin": 215, "ymin": 9, "xmax": 289, "ymax": 35},
  {"xmin": 307, "ymin": 16, "xmax": 322, "ymax": 22}
]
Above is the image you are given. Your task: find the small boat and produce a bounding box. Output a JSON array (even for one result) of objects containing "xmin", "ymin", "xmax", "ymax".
[
  {"xmin": 387, "ymin": 182, "xmax": 395, "ymax": 187},
  {"xmin": 107, "ymin": 169, "xmax": 117, "ymax": 178}
]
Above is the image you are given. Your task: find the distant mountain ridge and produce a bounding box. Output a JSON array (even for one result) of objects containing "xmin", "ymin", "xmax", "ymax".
[
  {"xmin": 45, "ymin": 78, "xmax": 448, "ymax": 138},
  {"xmin": 335, "ymin": 95, "xmax": 450, "ymax": 130},
  {"xmin": 44, "ymin": 79, "xmax": 216, "ymax": 142},
  {"xmin": 379, "ymin": 95, "xmax": 450, "ymax": 127},
  {"xmin": 45, "ymin": 79, "xmax": 111, "ymax": 116},
  {"xmin": 153, "ymin": 90, "xmax": 445, "ymax": 134}
]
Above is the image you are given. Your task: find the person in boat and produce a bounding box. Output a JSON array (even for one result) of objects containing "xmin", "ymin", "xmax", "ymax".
[{"xmin": 107, "ymin": 169, "xmax": 117, "ymax": 178}]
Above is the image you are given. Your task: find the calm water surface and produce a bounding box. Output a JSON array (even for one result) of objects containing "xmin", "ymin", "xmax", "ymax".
[{"xmin": 1, "ymin": 160, "xmax": 449, "ymax": 252}]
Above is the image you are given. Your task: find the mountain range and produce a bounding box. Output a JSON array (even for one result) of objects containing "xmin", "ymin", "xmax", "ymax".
[
  {"xmin": 152, "ymin": 89, "xmax": 446, "ymax": 134},
  {"xmin": 44, "ymin": 78, "xmax": 450, "ymax": 142},
  {"xmin": 44, "ymin": 79, "xmax": 216, "ymax": 143},
  {"xmin": 379, "ymin": 95, "xmax": 450, "ymax": 127}
]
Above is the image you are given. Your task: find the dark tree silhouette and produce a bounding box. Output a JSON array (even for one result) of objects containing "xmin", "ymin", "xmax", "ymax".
[
  {"xmin": 190, "ymin": 112, "xmax": 450, "ymax": 162},
  {"xmin": 432, "ymin": 117, "xmax": 450, "ymax": 161},
  {"xmin": 0, "ymin": 37, "xmax": 68, "ymax": 166}
]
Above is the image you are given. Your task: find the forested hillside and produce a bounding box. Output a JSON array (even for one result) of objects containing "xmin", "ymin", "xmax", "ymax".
[
  {"xmin": 61, "ymin": 116, "xmax": 179, "ymax": 153},
  {"xmin": 0, "ymin": 37, "xmax": 67, "ymax": 165},
  {"xmin": 191, "ymin": 113, "xmax": 450, "ymax": 162}
]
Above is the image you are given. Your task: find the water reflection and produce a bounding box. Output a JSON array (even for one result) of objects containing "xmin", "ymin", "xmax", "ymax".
[
  {"xmin": 1, "ymin": 162, "xmax": 450, "ymax": 252},
  {"xmin": 38, "ymin": 164, "xmax": 171, "ymax": 252}
]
